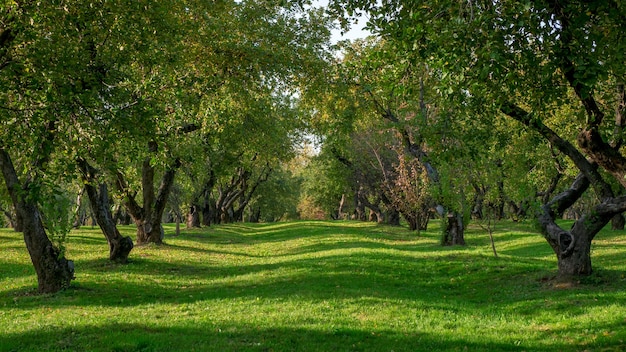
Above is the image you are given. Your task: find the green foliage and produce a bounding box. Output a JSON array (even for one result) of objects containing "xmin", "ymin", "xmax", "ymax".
[
  {"xmin": 299, "ymin": 152, "xmax": 352, "ymax": 219},
  {"xmin": 38, "ymin": 185, "xmax": 74, "ymax": 259},
  {"xmin": 1, "ymin": 221, "xmax": 626, "ymax": 351},
  {"xmin": 249, "ymin": 166, "xmax": 301, "ymax": 222}
]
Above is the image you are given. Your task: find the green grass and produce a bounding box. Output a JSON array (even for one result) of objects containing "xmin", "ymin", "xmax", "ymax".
[{"xmin": 1, "ymin": 220, "xmax": 625, "ymax": 352}]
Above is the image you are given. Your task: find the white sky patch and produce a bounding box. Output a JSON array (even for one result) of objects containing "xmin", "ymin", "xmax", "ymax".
[{"xmin": 313, "ymin": 0, "xmax": 371, "ymax": 44}]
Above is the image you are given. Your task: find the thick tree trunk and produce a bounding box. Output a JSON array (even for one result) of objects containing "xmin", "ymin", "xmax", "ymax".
[
  {"xmin": 536, "ymin": 174, "xmax": 626, "ymax": 277},
  {"xmin": 0, "ymin": 149, "xmax": 74, "ymax": 293},
  {"xmin": 442, "ymin": 212, "xmax": 465, "ymax": 246},
  {"xmin": 556, "ymin": 230, "xmax": 592, "ymax": 276},
  {"xmin": 117, "ymin": 151, "xmax": 180, "ymax": 245},
  {"xmin": 134, "ymin": 218, "xmax": 164, "ymax": 245},
  {"xmin": 386, "ymin": 209, "xmax": 401, "ymax": 226},
  {"xmin": 21, "ymin": 203, "xmax": 75, "ymax": 293}
]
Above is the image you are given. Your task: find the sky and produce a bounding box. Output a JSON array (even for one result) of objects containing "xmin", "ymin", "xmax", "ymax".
[{"xmin": 312, "ymin": 0, "xmax": 371, "ymax": 44}]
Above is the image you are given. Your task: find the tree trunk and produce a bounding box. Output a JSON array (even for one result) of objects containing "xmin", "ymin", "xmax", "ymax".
[
  {"xmin": 248, "ymin": 207, "xmax": 261, "ymax": 223},
  {"xmin": 442, "ymin": 212, "xmax": 465, "ymax": 246},
  {"xmin": 405, "ymin": 213, "xmax": 418, "ymax": 231},
  {"xmin": 556, "ymin": 230, "xmax": 592, "ymax": 276},
  {"xmin": 11, "ymin": 206, "xmax": 22, "ymax": 231},
  {"xmin": 535, "ymin": 174, "xmax": 626, "ymax": 277},
  {"xmin": 1, "ymin": 205, "xmax": 21, "ymax": 231},
  {"xmin": 0, "ymin": 149, "xmax": 74, "ymax": 293},
  {"xmin": 117, "ymin": 152, "xmax": 180, "ymax": 245},
  {"xmin": 135, "ymin": 219, "xmax": 164, "ymax": 245},
  {"xmin": 186, "ymin": 204, "xmax": 201, "ymax": 228},
  {"xmin": 386, "ymin": 209, "xmax": 401, "ymax": 226},
  {"xmin": 113, "ymin": 205, "xmax": 131, "ymax": 225},
  {"xmin": 21, "ymin": 202, "xmax": 75, "ymax": 293},
  {"xmin": 78, "ymin": 158, "xmax": 134, "ymax": 262},
  {"xmin": 72, "ymin": 188, "xmax": 85, "ymax": 229},
  {"xmin": 202, "ymin": 201, "xmax": 214, "ymax": 227},
  {"xmin": 338, "ymin": 194, "xmax": 346, "ymax": 220},
  {"xmin": 611, "ymin": 213, "xmax": 625, "ymax": 230},
  {"xmin": 85, "ymin": 183, "xmax": 134, "ymax": 262}
]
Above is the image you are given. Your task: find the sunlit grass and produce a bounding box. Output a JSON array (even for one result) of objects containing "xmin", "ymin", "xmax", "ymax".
[{"xmin": 1, "ymin": 220, "xmax": 625, "ymax": 351}]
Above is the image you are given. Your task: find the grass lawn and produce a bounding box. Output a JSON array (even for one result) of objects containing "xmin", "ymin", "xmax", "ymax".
[{"xmin": 1, "ymin": 220, "xmax": 625, "ymax": 351}]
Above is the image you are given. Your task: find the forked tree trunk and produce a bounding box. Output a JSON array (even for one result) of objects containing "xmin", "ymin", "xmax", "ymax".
[
  {"xmin": 117, "ymin": 152, "xmax": 180, "ymax": 246},
  {"xmin": 0, "ymin": 149, "xmax": 74, "ymax": 293},
  {"xmin": 536, "ymin": 174, "xmax": 626, "ymax": 277},
  {"xmin": 134, "ymin": 219, "xmax": 165, "ymax": 245}
]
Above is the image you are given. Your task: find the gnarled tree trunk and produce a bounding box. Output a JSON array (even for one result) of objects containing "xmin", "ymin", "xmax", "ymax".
[
  {"xmin": 536, "ymin": 174, "xmax": 626, "ymax": 277},
  {"xmin": 117, "ymin": 150, "xmax": 181, "ymax": 245},
  {"xmin": 0, "ymin": 149, "xmax": 74, "ymax": 293}
]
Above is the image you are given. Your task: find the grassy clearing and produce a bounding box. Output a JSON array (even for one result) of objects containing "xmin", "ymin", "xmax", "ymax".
[{"xmin": 1, "ymin": 220, "xmax": 625, "ymax": 352}]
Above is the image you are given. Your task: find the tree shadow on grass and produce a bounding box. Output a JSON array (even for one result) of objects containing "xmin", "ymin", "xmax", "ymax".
[
  {"xmin": 5, "ymin": 248, "xmax": 625, "ymax": 320},
  {"xmin": 498, "ymin": 241, "xmax": 555, "ymax": 259},
  {"xmin": 176, "ymin": 221, "xmax": 415, "ymax": 246},
  {"xmin": 68, "ymin": 235, "xmax": 109, "ymax": 245},
  {"xmin": 0, "ymin": 321, "xmax": 600, "ymax": 352},
  {"xmin": 0, "ymin": 262, "xmax": 34, "ymax": 279},
  {"xmin": 0, "ymin": 233, "xmax": 22, "ymax": 242}
]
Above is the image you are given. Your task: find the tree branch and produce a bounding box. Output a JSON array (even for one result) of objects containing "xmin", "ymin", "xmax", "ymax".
[{"xmin": 501, "ymin": 102, "xmax": 613, "ymax": 199}]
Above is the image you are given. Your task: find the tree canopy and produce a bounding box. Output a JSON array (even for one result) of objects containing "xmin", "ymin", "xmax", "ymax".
[{"xmin": 1, "ymin": 0, "xmax": 625, "ymax": 292}]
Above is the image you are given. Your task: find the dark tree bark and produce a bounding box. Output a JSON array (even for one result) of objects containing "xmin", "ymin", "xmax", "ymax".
[
  {"xmin": 442, "ymin": 212, "xmax": 465, "ymax": 246},
  {"xmin": 503, "ymin": 100, "xmax": 626, "ymax": 276},
  {"xmin": 0, "ymin": 204, "xmax": 21, "ymax": 231},
  {"xmin": 386, "ymin": 208, "xmax": 401, "ymax": 226},
  {"xmin": 116, "ymin": 145, "xmax": 181, "ymax": 245},
  {"xmin": 0, "ymin": 148, "xmax": 74, "ymax": 293},
  {"xmin": 536, "ymin": 174, "xmax": 626, "ymax": 276},
  {"xmin": 611, "ymin": 213, "xmax": 625, "ymax": 231},
  {"xmin": 78, "ymin": 158, "xmax": 134, "ymax": 262},
  {"xmin": 86, "ymin": 183, "xmax": 134, "ymax": 262},
  {"xmin": 231, "ymin": 165, "xmax": 271, "ymax": 222},
  {"xmin": 186, "ymin": 204, "xmax": 201, "ymax": 228}
]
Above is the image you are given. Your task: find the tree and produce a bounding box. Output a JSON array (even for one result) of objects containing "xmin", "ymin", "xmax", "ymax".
[
  {"xmin": 331, "ymin": 0, "xmax": 626, "ymax": 276},
  {"xmin": 0, "ymin": 0, "xmax": 197, "ymax": 290},
  {"xmin": 78, "ymin": 158, "xmax": 134, "ymax": 262}
]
